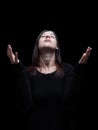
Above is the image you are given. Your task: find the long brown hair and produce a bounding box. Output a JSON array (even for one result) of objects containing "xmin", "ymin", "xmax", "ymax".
[{"xmin": 28, "ymin": 29, "xmax": 64, "ymax": 77}]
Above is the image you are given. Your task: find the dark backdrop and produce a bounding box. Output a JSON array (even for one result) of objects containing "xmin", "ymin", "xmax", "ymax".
[{"xmin": 0, "ymin": 3, "xmax": 97, "ymax": 129}]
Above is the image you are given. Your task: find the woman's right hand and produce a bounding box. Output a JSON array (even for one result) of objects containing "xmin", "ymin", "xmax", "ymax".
[{"xmin": 7, "ymin": 44, "xmax": 19, "ymax": 64}]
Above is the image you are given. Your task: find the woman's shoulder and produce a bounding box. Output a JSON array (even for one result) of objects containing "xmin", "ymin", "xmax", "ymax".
[{"xmin": 63, "ymin": 62, "xmax": 74, "ymax": 70}]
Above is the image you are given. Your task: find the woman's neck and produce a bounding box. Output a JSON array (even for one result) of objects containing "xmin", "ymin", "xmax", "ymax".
[{"xmin": 39, "ymin": 52, "xmax": 56, "ymax": 69}]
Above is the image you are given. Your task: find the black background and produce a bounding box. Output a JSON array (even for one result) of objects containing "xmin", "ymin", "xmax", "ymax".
[{"xmin": 0, "ymin": 2, "xmax": 97, "ymax": 129}]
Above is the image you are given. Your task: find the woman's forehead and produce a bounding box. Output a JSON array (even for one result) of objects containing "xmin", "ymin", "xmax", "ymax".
[{"xmin": 42, "ymin": 31, "xmax": 55, "ymax": 35}]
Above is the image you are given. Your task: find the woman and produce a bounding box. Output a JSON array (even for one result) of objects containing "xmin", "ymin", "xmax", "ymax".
[{"xmin": 7, "ymin": 30, "xmax": 92, "ymax": 130}]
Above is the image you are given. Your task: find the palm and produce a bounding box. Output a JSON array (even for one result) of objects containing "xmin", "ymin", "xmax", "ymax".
[{"xmin": 7, "ymin": 44, "xmax": 19, "ymax": 64}]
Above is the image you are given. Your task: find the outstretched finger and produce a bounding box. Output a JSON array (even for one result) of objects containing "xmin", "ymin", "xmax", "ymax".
[
  {"xmin": 7, "ymin": 44, "xmax": 12, "ymax": 56},
  {"xmin": 83, "ymin": 47, "xmax": 92, "ymax": 63},
  {"xmin": 85, "ymin": 47, "xmax": 92, "ymax": 57},
  {"xmin": 79, "ymin": 53, "xmax": 86, "ymax": 64},
  {"xmin": 15, "ymin": 52, "xmax": 19, "ymax": 63}
]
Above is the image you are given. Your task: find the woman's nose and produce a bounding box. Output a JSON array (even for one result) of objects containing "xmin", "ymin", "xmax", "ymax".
[{"xmin": 46, "ymin": 35, "xmax": 50, "ymax": 38}]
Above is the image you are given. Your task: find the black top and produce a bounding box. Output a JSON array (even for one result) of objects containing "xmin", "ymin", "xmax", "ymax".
[{"xmin": 15, "ymin": 62, "xmax": 83, "ymax": 130}]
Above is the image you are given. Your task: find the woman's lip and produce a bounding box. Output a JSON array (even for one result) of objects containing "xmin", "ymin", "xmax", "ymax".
[{"xmin": 44, "ymin": 40, "xmax": 51, "ymax": 42}]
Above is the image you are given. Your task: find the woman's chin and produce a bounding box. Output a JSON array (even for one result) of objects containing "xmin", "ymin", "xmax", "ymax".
[{"xmin": 39, "ymin": 46, "xmax": 56, "ymax": 52}]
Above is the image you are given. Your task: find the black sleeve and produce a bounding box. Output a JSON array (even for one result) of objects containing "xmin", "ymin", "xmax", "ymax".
[
  {"xmin": 63, "ymin": 63, "xmax": 81, "ymax": 108},
  {"xmin": 74, "ymin": 63, "xmax": 87, "ymax": 76},
  {"xmin": 13, "ymin": 62, "xmax": 33, "ymax": 112},
  {"xmin": 63, "ymin": 63, "xmax": 75, "ymax": 98},
  {"xmin": 71, "ymin": 63, "xmax": 87, "ymax": 108}
]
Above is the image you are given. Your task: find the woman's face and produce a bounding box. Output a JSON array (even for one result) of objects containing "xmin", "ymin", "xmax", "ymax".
[{"xmin": 38, "ymin": 31, "xmax": 58, "ymax": 50}]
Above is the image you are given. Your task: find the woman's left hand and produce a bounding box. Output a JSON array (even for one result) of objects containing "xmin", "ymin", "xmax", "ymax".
[{"xmin": 79, "ymin": 47, "xmax": 92, "ymax": 64}]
